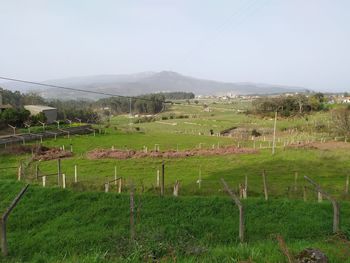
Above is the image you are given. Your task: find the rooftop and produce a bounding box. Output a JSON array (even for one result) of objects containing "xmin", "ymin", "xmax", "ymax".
[{"xmin": 24, "ymin": 105, "xmax": 57, "ymax": 111}]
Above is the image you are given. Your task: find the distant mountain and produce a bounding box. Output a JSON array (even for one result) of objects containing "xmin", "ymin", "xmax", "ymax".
[{"xmin": 0, "ymin": 71, "xmax": 306, "ymax": 100}]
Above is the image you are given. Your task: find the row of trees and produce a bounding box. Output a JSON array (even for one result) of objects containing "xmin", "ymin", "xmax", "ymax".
[
  {"xmin": 97, "ymin": 94, "xmax": 165, "ymax": 114},
  {"xmin": 0, "ymin": 109, "xmax": 47, "ymax": 128},
  {"xmin": 0, "ymin": 88, "xmax": 171, "ymax": 128},
  {"xmin": 251, "ymin": 93, "xmax": 327, "ymax": 117}
]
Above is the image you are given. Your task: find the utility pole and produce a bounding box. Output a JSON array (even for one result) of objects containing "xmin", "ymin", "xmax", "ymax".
[
  {"xmin": 129, "ymin": 97, "xmax": 132, "ymax": 118},
  {"xmin": 272, "ymin": 111, "xmax": 277, "ymax": 155}
]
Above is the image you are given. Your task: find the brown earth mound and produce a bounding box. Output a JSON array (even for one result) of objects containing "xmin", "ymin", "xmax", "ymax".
[
  {"xmin": 87, "ymin": 146, "xmax": 258, "ymax": 160},
  {"xmin": 34, "ymin": 147, "xmax": 73, "ymax": 161},
  {"xmin": 1, "ymin": 144, "xmax": 72, "ymax": 161}
]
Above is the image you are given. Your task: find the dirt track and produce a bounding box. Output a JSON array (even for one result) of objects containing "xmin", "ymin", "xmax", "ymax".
[{"xmin": 87, "ymin": 146, "xmax": 258, "ymax": 160}]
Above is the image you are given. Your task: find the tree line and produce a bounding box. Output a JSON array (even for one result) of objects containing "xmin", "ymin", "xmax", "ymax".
[
  {"xmin": 251, "ymin": 93, "xmax": 327, "ymax": 117},
  {"xmin": 0, "ymin": 88, "xmax": 195, "ymax": 128}
]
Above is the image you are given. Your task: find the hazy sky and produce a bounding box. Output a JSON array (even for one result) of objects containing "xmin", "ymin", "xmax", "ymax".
[{"xmin": 1, "ymin": 0, "xmax": 349, "ymax": 91}]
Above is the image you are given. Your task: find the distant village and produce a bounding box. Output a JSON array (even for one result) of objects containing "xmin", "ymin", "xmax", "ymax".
[{"xmin": 195, "ymin": 91, "xmax": 350, "ymax": 104}]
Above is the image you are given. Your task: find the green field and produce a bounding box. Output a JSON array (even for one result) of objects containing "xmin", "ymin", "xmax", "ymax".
[{"xmin": 0, "ymin": 100, "xmax": 349, "ymax": 262}]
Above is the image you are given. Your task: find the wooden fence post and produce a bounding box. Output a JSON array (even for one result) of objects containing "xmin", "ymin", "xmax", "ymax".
[
  {"xmin": 173, "ymin": 180, "xmax": 179, "ymax": 197},
  {"xmin": 74, "ymin": 165, "xmax": 78, "ymax": 183},
  {"xmin": 304, "ymin": 176, "xmax": 340, "ymax": 233},
  {"xmin": 1, "ymin": 184, "xmax": 29, "ymax": 256},
  {"xmin": 243, "ymin": 175, "xmax": 248, "ymax": 199},
  {"xmin": 221, "ymin": 178, "xmax": 244, "ymax": 242},
  {"xmin": 262, "ymin": 170, "xmax": 268, "ymax": 201},
  {"xmin": 62, "ymin": 174, "xmax": 66, "ymax": 189},
  {"xmin": 118, "ymin": 177, "xmax": 123, "ymax": 194},
  {"xmin": 105, "ymin": 182, "xmax": 109, "ymax": 193},
  {"xmin": 161, "ymin": 161, "xmax": 165, "ymax": 196},
  {"xmin": 17, "ymin": 164, "xmax": 22, "ymax": 181},
  {"xmin": 118, "ymin": 177, "xmax": 122, "ymax": 193},
  {"xmin": 156, "ymin": 169, "xmax": 160, "ymax": 187}
]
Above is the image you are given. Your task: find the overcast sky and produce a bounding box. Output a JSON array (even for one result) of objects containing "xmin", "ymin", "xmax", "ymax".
[{"xmin": 1, "ymin": 0, "xmax": 349, "ymax": 91}]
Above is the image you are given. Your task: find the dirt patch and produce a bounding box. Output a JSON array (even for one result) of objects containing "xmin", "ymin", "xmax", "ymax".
[
  {"xmin": 87, "ymin": 146, "xmax": 258, "ymax": 160},
  {"xmin": 288, "ymin": 141, "xmax": 350, "ymax": 150},
  {"xmin": 34, "ymin": 147, "xmax": 73, "ymax": 161},
  {"xmin": 0, "ymin": 144, "xmax": 72, "ymax": 161}
]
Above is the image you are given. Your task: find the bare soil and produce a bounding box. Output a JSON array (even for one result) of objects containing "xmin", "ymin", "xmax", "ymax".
[
  {"xmin": 87, "ymin": 146, "xmax": 258, "ymax": 160},
  {"xmin": 0, "ymin": 144, "xmax": 72, "ymax": 160}
]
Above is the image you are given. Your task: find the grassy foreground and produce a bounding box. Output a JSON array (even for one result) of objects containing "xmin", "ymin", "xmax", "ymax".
[{"xmin": 0, "ymin": 181, "xmax": 350, "ymax": 262}]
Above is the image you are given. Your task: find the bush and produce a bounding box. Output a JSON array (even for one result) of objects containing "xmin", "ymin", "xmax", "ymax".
[{"xmin": 251, "ymin": 129, "xmax": 261, "ymax": 137}]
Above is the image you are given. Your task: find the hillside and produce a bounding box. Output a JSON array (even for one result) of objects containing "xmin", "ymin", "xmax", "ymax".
[
  {"xmin": 0, "ymin": 71, "xmax": 305, "ymax": 100},
  {"xmin": 1, "ymin": 181, "xmax": 349, "ymax": 262}
]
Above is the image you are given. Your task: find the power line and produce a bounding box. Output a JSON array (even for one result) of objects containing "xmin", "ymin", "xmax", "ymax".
[
  {"xmin": 0, "ymin": 76, "xmax": 167, "ymax": 103},
  {"xmin": 0, "ymin": 76, "xmax": 234, "ymax": 110}
]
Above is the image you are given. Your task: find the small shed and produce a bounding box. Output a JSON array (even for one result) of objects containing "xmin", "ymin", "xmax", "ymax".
[{"xmin": 24, "ymin": 105, "xmax": 57, "ymax": 123}]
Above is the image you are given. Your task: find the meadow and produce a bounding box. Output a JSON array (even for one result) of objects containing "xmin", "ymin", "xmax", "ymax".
[{"xmin": 0, "ymin": 99, "xmax": 349, "ymax": 262}]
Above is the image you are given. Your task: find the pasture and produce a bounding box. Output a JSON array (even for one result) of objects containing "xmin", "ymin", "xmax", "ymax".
[{"xmin": 0, "ymin": 99, "xmax": 350, "ymax": 262}]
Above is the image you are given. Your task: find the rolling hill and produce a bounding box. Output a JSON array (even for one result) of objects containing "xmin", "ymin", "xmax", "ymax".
[{"xmin": 0, "ymin": 71, "xmax": 305, "ymax": 100}]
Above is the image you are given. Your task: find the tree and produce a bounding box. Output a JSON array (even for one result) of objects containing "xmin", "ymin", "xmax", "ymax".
[
  {"xmin": 332, "ymin": 108, "xmax": 350, "ymax": 137},
  {"xmin": 0, "ymin": 108, "xmax": 30, "ymax": 127}
]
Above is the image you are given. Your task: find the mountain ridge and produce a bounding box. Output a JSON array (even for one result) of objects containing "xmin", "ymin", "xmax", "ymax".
[{"xmin": 0, "ymin": 71, "xmax": 306, "ymax": 100}]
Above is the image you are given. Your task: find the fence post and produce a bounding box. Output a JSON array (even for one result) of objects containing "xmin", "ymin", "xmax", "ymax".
[
  {"xmin": 156, "ymin": 170, "xmax": 160, "ymax": 187},
  {"xmin": 173, "ymin": 180, "xmax": 179, "ymax": 197},
  {"xmin": 42, "ymin": 176, "xmax": 46, "ymax": 187},
  {"xmin": 221, "ymin": 178, "xmax": 244, "ymax": 242},
  {"xmin": 62, "ymin": 174, "xmax": 66, "ymax": 189},
  {"xmin": 118, "ymin": 177, "xmax": 122, "ymax": 193},
  {"xmin": 318, "ymin": 192, "xmax": 323, "ymax": 203},
  {"xmin": 304, "ymin": 176, "xmax": 340, "ymax": 233},
  {"xmin": 17, "ymin": 164, "xmax": 22, "ymax": 181},
  {"xmin": 262, "ymin": 170, "xmax": 268, "ymax": 201},
  {"xmin": 105, "ymin": 182, "xmax": 109, "ymax": 193},
  {"xmin": 198, "ymin": 166, "xmax": 202, "ymax": 189},
  {"xmin": 1, "ymin": 184, "xmax": 29, "ymax": 257},
  {"xmin": 243, "ymin": 175, "xmax": 248, "ymax": 199},
  {"xmin": 161, "ymin": 161, "xmax": 165, "ymax": 196},
  {"xmin": 345, "ymin": 174, "xmax": 349, "ymax": 194}
]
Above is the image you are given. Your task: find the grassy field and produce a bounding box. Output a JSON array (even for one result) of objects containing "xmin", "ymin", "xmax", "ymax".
[
  {"xmin": 0, "ymin": 100, "xmax": 349, "ymax": 262},
  {"xmin": 0, "ymin": 181, "xmax": 350, "ymax": 262}
]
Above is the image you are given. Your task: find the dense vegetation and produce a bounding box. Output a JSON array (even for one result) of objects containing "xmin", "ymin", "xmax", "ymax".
[
  {"xmin": 251, "ymin": 93, "xmax": 327, "ymax": 117},
  {"xmin": 0, "ymin": 88, "xmax": 169, "ymax": 127}
]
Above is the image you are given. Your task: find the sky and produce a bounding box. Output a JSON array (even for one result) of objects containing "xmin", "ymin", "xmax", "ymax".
[{"xmin": 0, "ymin": 0, "xmax": 349, "ymax": 92}]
